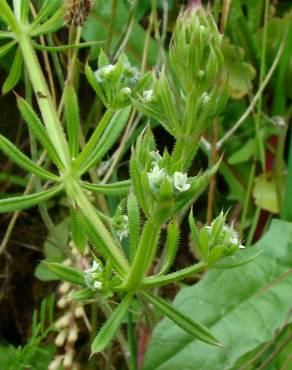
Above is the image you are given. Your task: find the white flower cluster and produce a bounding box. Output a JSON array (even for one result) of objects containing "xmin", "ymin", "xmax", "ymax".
[
  {"xmin": 84, "ymin": 261, "xmax": 103, "ymax": 291},
  {"xmin": 206, "ymin": 222, "xmax": 245, "ymax": 249},
  {"xmin": 147, "ymin": 164, "xmax": 191, "ymax": 194}
]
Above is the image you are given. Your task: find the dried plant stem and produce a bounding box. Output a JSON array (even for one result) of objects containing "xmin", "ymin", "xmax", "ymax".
[
  {"xmin": 217, "ymin": 40, "xmax": 285, "ymax": 149},
  {"xmin": 0, "ymin": 152, "xmax": 47, "ymax": 256}
]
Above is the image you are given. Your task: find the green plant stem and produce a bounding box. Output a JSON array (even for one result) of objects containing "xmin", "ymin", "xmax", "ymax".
[
  {"xmin": 255, "ymin": 0, "xmax": 269, "ymax": 170},
  {"xmin": 69, "ymin": 181, "xmax": 130, "ymax": 277},
  {"xmin": 125, "ymin": 219, "xmax": 161, "ymax": 291},
  {"xmin": 127, "ymin": 311, "xmax": 137, "ymax": 370},
  {"xmin": 239, "ymin": 160, "xmax": 256, "ymax": 234},
  {"xmin": 246, "ymin": 205, "xmax": 261, "ymax": 246},
  {"xmin": 16, "ymin": 32, "xmax": 70, "ymax": 167}
]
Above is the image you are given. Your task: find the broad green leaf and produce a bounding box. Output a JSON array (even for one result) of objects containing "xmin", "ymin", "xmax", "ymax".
[
  {"xmin": 0, "ymin": 40, "xmax": 17, "ymax": 58},
  {"xmin": 143, "ymin": 219, "xmax": 292, "ymax": 370},
  {"xmin": 142, "ymin": 291, "xmax": 222, "ymax": 347},
  {"xmin": 35, "ymin": 218, "xmax": 70, "ymax": 281},
  {"xmin": 46, "ymin": 262, "xmax": 85, "ymax": 286},
  {"xmin": 2, "ymin": 48, "xmax": 23, "ymax": 94},
  {"xmin": 253, "ymin": 173, "xmax": 279, "ymax": 214},
  {"xmin": 81, "ymin": 179, "xmax": 131, "ymax": 196},
  {"xmin": 127, "ymin": 192, "xmax": 140, "ymax": 262},
  {"xmin": 91, "ymin": 293, "xmax": 133, "ymax": 354},
  {"xmin": 80, "ymin": 106, "xmax": 131, "ymax": 174},
  {"xmin": 65, "ymin": 85, "xmax": 80, "ymax": 158},
  {"xmin": 222, "ymin": 38, "xmax": 256, "ymax": 99},
  {"xmin": 228, "ymin": 139, "xmax": 256, "ymax": 165},
  {"xmin": 0, "ymin": 135, "xmax": 60, "ymax": 182},
  {"xmin": 0, "ymin": 184, "xmax": 63, "ymax": 213},
  {"xmin": 17, "ymin": 96, "xmax": 64, "ymax": 169}
]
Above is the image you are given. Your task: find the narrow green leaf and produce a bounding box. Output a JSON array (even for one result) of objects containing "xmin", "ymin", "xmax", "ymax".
[
  {"xmin": 71, "ymin": 208, "xmax": 86, "ymax": 253},
  {"xmin": 33, "ymin": 40, "xmax": 102, "ymax": 52},
  {"xmin": 80, "ymin": 213, "xmax": 127, "ymax": 278},
  {"xmin": 142, "ymin": 291, "xmax": 222, "ymax": 347},
  {"xmin": 0, "ymin": 40, "xmax": 17, "ymax": 58},
  {"xmin": 80, "ymin": 107, "xmax": 131, "ymax": 174},
  {"xmin": 46, "ymin": 262, "xmax": 86, "ymax": 286},
  {"xmin": 0, "ymin": 31, "xmax": 14, "ymax": 39},
  {"xmin": 20, "ymin": 0, "xmax": 30, "ymax": 23},
  {"xmin": 2, "ymin": 48, "xmax": 23, "ymax": 94},
  {"xmin": 31, "ymin": 7, "xmax": 63, "ymax": 37},
  {"xmin": 159, "ymin": 220, "xmax": 179, "ymax": 275},
  {"xmin": 81, "ymin": 179, "xmax": 131, "ymax": 196},
  {"xmin": 127, "ymin": 192, "xmax": 140, "ymax": 262},
  {"xmin": 72, "ymin": 287, "xmax": 95, "ymax": 300},
  {"xmin": 40, "ymin": 297, "xmax": 47, "ymax": 333},
  {"xmin": 16, "ymin": 96, "xmax": 64, "ymax": 169},
  {"xmin": 31, "ymin": 0, "xmax": 59, "ymax": 27},
  {"xmin": 65, "ymin": 85, "xmax": 80, "ymax": 158},
  {"xmin": 48, "ymin": 294, "xmax": 55, "ymax": 323},
  {"xmin": 0, "ymin": 135, "xmax": 60, "ymax": 182},
  {"xmin": 126, "ymin": 219, "xmax": 161, "ymax": 290},
  {"xmin": 0, "ymin": 184, "xmax": 63, "ymax": 213},
  {"xmin": 85, "ymin": 63, "xmax": 107, "ymax": 107},
  {"xmin": 142, "ymin": 262, "xmax": 206, "ymax": 288},
  {"xmin": 74, "ymin": 109, "xmax": 113, "ymax": 171},
  {"xmin": 91, "ymin": 293, "xmax": 133, "ymax": 354}
]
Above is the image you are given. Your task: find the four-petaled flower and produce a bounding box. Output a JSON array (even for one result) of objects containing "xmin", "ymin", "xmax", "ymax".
[{"xmin": 173, "ymin": 171, "xmax": 191, "ymax": 192}]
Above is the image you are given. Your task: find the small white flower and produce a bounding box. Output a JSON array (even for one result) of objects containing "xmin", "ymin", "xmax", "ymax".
[
  {"xmin": 85, "ymin": 260, "xmax": 103, "ymax": 274},
  {"xmin": 239, "ymin": 244, "xmax": 245, "ymax": 249},
  {"xmin": 116, "ymin": 215, "xmax": 129, "ymax": 241},
  {"xmin": 173, "ymin": 171, "xmax": 191, "ymax": 192},
  {"xmin": 93, "ymin": 281, "xmax": 103, "ymax": 290},
  {"xmin": 103, "ymin": 64, "xmax": 116, "ymax": 75},
  {"xmin": 201, "ymin": 92, "xmax": 210, "ymax": 105},
  {"xmin": 143, "ymin": 89, "xmax": 154, "ymax": 101},
  {"xmin": 116, "ymin": 227, "xmax": 129, "ymax": 241},
  {"xmin": 84, "ymin": 261, "xmax": 103, "ymax": 290},
  {"xmin": 121, "ymin": 87, "xmax": 132, "ymax": 95},
  {"xmin": 94, "ymin": 64, "xmax": 116, "ymax": 82},
  {"xmin": 147, "ymin": 165, "xmax": 165, "ymax": 191}
]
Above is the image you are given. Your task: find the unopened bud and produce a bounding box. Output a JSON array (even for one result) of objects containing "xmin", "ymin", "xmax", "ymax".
[
  {"xmin": 74, "ymin": 306, "xmax": 84, "ymax": 318},
  {"xmin": 59, "ymin": 281, "xmax": 71, "ymax": 295},
  {"xmin": 55, "ymin": 329, "xmax": 67, "ymax": 347},
  {"xmin": 63, "ymin": 348, "xmax": 75, "ymax": 368},
  {"xmin": 68, "ymin": 325, "xmax": 78, "ymax": 343},
  {"xmin": 48, "ymin": 356, "xmax": 63, "ymax": 370},
  {"xmin": 55, "ymin": 313, "xmax": 71, "ymax": 329}
]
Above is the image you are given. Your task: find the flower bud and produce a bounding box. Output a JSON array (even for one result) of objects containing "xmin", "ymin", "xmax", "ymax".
[
  {"xmin": 48, "ymin": 356, "xmax": 63, "ymax": 370},
  {"xmin": 68, "ymin": 325, "xmax": 79, "ymax": 343},
  {"xmin": 55, "ymin": 329, "xmax": 67, "ymax": 347}
]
